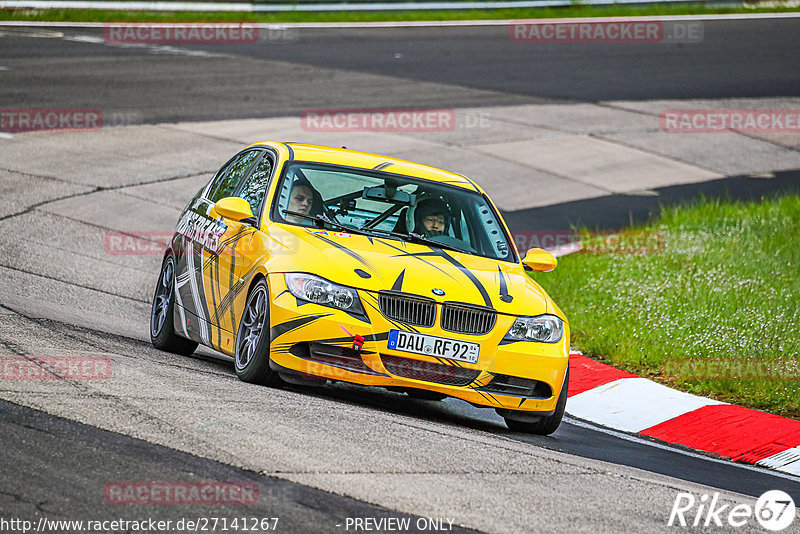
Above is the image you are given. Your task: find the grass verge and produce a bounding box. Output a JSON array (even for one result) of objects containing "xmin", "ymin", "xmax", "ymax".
[
  {"xmin": 0, "ymin": 4, "xmax": 798, "ymax": 23},
  {"xmin": 537, "ymin": 194, "xmax": 800, "ymax": 419}
]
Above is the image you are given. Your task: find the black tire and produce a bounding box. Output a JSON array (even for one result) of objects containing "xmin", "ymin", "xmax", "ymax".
[
  {"xmin": 234, "ymin": 279, "xmax": 283, "ymax": 386},
  {"xmin": 406, "ymin": 389, "xmax": 447, "ymax": 401},
  {"xmin": 150, "ymin": 255, "xmax": 199, "ymax": 356},
  {"xmin": 504, "ymin": 369, "xmax": 569, "ymax": 435}
]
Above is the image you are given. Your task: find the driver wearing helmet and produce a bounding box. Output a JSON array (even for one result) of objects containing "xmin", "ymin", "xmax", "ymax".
[{"xmin": 413, "ymin": 197, "xmax": 450, "ymax": 237}]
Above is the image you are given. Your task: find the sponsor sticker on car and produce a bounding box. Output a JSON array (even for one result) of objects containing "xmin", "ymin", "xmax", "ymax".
[{"xmin": 387, "ymin": 329, "xmax": 479, "ymax": 364}]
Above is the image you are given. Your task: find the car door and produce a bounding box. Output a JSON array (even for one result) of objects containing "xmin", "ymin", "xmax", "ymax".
[
  {"xmin": 202, "ymin": 150, "xmax": 275, "ymax": 355},
  {"xmin": 174, "ymin": 149, "xmax": 262, "ymax": 347}
]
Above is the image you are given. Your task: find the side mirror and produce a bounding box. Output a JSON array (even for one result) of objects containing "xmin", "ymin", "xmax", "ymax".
[
  {"xmin": 521, "ymin": 248, "xmax": 557, "ymax": 272},
  {"xmin": 213, "ymin": 197, "xmax": 256, "ymax": 224}
]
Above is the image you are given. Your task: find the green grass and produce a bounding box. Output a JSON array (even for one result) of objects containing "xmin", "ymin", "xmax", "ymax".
[
  {"xmin": 537, "ymin": 194, "xmax": 800, "ymax": 418},
  {"xmin": 1, "ymin": 4, "xmax": 798, "ymax": 23}
]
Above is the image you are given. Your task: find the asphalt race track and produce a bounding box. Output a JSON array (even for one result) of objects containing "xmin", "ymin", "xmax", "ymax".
[
  {"xmin": 1, "ymin": 15, "xmax": 800, "ymax": 533},
  {"xmin": 2, "ymin": 18, "xmax": 800, "ymax": 123}
]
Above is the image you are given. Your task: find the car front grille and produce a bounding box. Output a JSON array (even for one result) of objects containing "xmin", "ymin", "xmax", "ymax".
[
  {"xmin": 290, "ymin": 342, "xmax": 380, "ymax": 375},
  {"xmin": 378, "ymin": 292, "xmax": 436, "ymax": 327},
  {"xmin": 381, "ymin": 354, "xmax": 480, "ymax": 386},
  {"xmin": 441, "ymin": 304, "xmax": 496, "ymax": 335}
]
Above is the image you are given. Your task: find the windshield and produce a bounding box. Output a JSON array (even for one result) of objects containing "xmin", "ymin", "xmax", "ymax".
[{"xmin": 271, "ymin": 162, "xmax": 515, "ymax": 262}]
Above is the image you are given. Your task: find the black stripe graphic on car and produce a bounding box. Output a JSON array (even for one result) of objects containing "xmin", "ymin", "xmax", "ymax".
[
  {"xmin": 475, "ymin": 390, "xmax": 500, "ymax": 406},
  {"xmin": 348, "ymin": 331, "xmax": 391, "ymax": 343},
  {"xmin": 391, "ymin": 270, "xmax": 405, "ymax": 291},
  {"xmin": 398, "ymin": 248, "xmax": 493, "ymax": 308},
  {"xmin": 216, "ymin": 263, "xmax": 260, "ymax": 318},
  {"xmin": 225, "ymin": 230, "xmax": 254, "ymax": 335},
  {"xmin": 311, "ymin": 233, "xmax": 379, "ymax": 275},
  {"xmin": 498, "ymin": 266, "xmax": 513, "ymax": 303},
  {"xmin": 200, "ymin": 227, "xmax": 252, "ymax": 272},
  {"xmin": 472, "ymin": 376, "xmax": 491, "ymax": 388},
  {"xmin": 314, "ymin": 335, "xmax": 374, "ymax": 345},
  {"xmin": 192, "ymin": 244, "xmax": 213, "ymax": 344},
  {"xmin": 218, "ymin": 226, "xmax": 252, "ymax": 249},
  {"xmin": 432, "ymin": 248, "xmax": 493, "ymax": 308},
  {"xmin": 270, "ymin": 313, "xmax": 333, "ymax": 341},
  {"xmin": 199, "ymin": 226, "xmax": 253, "ymax": 337},
  {"xmin": 379, "ymin": 241, "xmax": 457, "ymax": 279},
  {"xmin": 210, "ymin": 250, "xmax": 221, "ymax": 348}
]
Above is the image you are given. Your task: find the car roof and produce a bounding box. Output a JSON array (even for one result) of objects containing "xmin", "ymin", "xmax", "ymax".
[{"xmin": 250, "ymin": 141, "xmax": 481, "ymax": 192}]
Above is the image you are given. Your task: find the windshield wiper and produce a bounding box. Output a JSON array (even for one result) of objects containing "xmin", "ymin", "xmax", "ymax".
[
  {"xmin": 281, "ymin": 210, "xmax": 371, "ymax": 236},
  {"xmin": 364, "ymin": 227, "xmax": 469, "ymax": 254},
  {"xmin": 282, "ymin": 210, "xmax": 468, "ymax": 254}
]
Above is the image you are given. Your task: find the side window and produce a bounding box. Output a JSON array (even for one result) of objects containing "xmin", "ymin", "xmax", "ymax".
[
  {"xmin": 204, "ymin": 158, "xmax": 236, "ymax": 200},
  {"xmin": 208, "ymin": 150, "xmax": 260, "ymax": 204},
  {"xmin": 237, "ymin": 155, "xmax": 273, "ymax": 216}
]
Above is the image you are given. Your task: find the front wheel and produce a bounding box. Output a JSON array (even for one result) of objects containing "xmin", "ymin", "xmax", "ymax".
[
  {"xmin": 150, "ymin": 255, "xmax": 198, "ymax": 356},
  {"xmin": 234, "ymin": 279, "xmax": 282, "ymax": 386},
  {"xmin": 504, "ymin": 369, "xmax": 568, "ymax": 435}
]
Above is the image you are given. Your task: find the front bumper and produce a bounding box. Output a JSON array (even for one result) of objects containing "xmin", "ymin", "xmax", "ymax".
[{"xmin": 267, "ymin": 273, "xmax": 569, "ymax": 413}]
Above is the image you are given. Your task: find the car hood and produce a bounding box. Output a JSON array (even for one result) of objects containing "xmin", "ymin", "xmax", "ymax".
[{"xmin": 265, "ymin": 225, "xmax": 552, "ymax": 317}]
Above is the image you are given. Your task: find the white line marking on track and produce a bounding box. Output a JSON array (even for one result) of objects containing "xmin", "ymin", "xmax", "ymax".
[{"xmin": 62, "ymin": 34, "xmax": 222, "ymax": 57}]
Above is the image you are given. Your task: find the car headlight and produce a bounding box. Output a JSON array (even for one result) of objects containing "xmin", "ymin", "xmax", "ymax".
[
  {"xmin": 504, "ymin": 314, "xmax": 563, "ymax": 343},
  {"xmin": 285, "ymin": 273, "xmax": 364, "ymax": 314}
]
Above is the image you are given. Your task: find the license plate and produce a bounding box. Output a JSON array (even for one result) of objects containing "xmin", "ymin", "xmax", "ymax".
[{"xmin": 387, "ymin": 330, "xmax": 479, "ymax": 364}]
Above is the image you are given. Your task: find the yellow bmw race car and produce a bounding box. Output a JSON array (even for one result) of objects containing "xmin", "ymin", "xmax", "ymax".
[{"xmin": 150, "ymin": 142, "xmax": 570, "ymax": 434}]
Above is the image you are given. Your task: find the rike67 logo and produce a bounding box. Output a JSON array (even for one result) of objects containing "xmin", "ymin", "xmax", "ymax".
[{"xmin": 669, "ymin": 490, "xmax": 796, "ymax": 531}]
